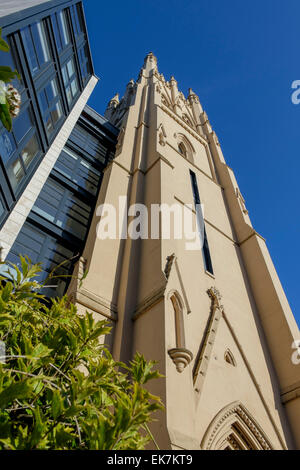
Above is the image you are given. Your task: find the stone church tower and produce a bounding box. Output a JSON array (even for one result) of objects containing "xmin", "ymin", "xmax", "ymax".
[{"xmin": 68, "ymin": 53, "xmax": 300, "ymax": 450}]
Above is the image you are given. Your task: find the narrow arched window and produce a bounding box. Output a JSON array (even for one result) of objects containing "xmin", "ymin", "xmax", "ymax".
[
  {"xmin": 170, "ymin": 293, "xmax": 185, "ymax": 348},
  {"xmin": 178, "ymin": 142, "xmax": 187, "ymax": 158}
]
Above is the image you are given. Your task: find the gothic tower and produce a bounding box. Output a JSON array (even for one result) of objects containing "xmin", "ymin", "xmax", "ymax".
[{"xmin": 68, "ymin": 53, "xmax": 300, "ymax": 450}]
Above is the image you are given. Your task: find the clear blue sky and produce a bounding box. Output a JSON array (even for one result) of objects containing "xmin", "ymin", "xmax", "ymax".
[{"xmin": 84, "ymin": 0, "xmax": 300, "ymax": 327}]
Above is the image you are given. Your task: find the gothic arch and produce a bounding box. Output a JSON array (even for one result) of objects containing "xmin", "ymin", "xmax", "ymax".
[
  {"xmin": 176, "ymin": 133, "xmax": 195, "ymax": 163},
  {"xmin": 201, "ymin": 402, "xmax": 273, "ymax": 450},
  {"xmin": 167, "ymin": 289, "xmax": 193, "ymax": 372}
]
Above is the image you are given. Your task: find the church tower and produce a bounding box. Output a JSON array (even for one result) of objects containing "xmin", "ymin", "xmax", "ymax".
[{"xmin": 68, "ymin": 53, "xmax": 300, "ymax": 450}]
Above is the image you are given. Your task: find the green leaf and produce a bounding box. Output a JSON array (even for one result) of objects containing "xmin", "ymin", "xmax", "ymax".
[
  {"xmin": 0, "ymin": 103, "xmax": 12, "ymax": 132},
  {"xmin": 32, "ymin": 343, "xmax": 52, "ymax": 359},
  {"xmin": 54, "ymin": 425, "xmax": 76, "ymax": 447},
  {"xmin": 0, "ymin": 29, "xmax": 9, "ymax": 53},
  {"xmin": 0, "ymin": 380, "xmax": 33, "ymax": 409},
  {"xmin": 51, "ymin": 390, "xmax": 63, "ymax": 419},
  {"xmin": 0, "ymin": 66, "xmax": 20, "ymax": 83},
  {"xmin": 1, "ymin": 282, "xmax": 13, "ymax": 302}
]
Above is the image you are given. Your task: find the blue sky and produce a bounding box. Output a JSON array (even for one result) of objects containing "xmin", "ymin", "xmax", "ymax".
[{"xmin": 84, "ymin": 0, "xmax": 300, "ymax": 326}]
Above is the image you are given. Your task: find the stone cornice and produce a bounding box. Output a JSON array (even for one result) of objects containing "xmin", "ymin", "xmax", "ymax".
[
  {"xmin": 132, "ymin": 285, "xmax": 166, "ymax": 321},
  {"xmin": 238, "ymin": 230, "xmax": 266, "ymax": 246},
  {"xmin": 281, "ymin": 381, "xmax": 300, "ymax": 404},
  {"xmin": 70, "ymin": 287, "xmax": 118, "ymax": 321}
]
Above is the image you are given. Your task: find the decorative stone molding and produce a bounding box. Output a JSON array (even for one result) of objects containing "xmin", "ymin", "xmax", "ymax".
[
  {"xmin": 157, "ymin": 123, "xmax": 167, "ymax": 146},
  {"xmin": 116, "ymin": 127, "xmax": 125, "ymax": 151},
  {"xmin": 236, "ymin": 187, "xmax": 249, "ymax": 214},
  {"xmin": 168, "ymin": 347, "xmax": 193, "ymax": 373},
  {"xmin": 193, "ymin": 287, "xmax": 223, "ymax": 393},
  {"xmin": 164, "ymin": 253, "xmax": 176, "ymax": 280},
  {"xmin": 132, "ymin": 285, "xmax": 166, "ymax": 321},
  {"xmin": 160, "ymin": 103, "xmax": 208, "ymax": 147},
  {"xmin": 201, "ymin": 402, "xmax": 273, "ymax": 450},
  {"xmin": 224, "ymin": 348, "xmax": 236, "ymax": 366},
  {"xmin": 280, "ymin": 381, "xmax": 300, "ymax": 404}
]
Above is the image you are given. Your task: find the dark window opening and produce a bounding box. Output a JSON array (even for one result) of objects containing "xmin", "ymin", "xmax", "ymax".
[
  {"xmin": 178, "ymin": 142, "xmax": 187, "ymax": 157},
  {"xmin": 190, "ymin": 170, "xmax": 214, "ymax": 275}
]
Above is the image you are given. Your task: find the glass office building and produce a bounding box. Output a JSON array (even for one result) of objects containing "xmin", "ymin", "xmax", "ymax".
[{"xmin": 0, "ymin": 0, "xmax": 118, "ymax": 296}]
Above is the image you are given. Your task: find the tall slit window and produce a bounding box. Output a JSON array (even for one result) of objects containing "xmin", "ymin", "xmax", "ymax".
[{"xmin": 190, "ymin": 170, "xmax": 214, "ymax": 275}]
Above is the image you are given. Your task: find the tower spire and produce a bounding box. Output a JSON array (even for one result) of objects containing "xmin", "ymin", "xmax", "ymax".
[
  {"xmin": 141, "ymin": 51, "xmax": 158, "ymax": 76},
  {"xmin": 104, "ymin": 92, "xmax": 119, "ymax": 120}
]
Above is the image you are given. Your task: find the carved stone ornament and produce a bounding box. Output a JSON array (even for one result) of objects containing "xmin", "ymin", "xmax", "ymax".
[
  {"xmin": 168, "ymin": 347, "xmax": 193, "ymax": 373},
  {"xmin": 116, "ymin": 127, "xmax": 125, "ymax": 150},
  {"xmin": 236, "ymin": 187, "xmax": 249, "ymax": 214},
  {"xmin": 207, "ymin": 286, "xmax": 222, "ymax": 305},
  {"xmin": 158, "ymin": 123, "xmax": 167, "ymax": 146},
  {"xmin": 156, "ymin": 82, "xmax": 162, "ymax": 94}
]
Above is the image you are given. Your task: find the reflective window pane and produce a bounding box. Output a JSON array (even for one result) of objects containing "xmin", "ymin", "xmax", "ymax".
[
  {"xmin": 58, "ymin": 11, "xmax": 70, "ymax": 48},
  {"xmin": 62, "ymin": 58, "xmax": 79, "ymax": 105},
  {"xmin": 70, "ymin": 3, "xmax": 84, "ymax": 36},
  {"xmin": 45, "ymin": 80, "xmax": 58, "ymax": 104},
  {"xmin": 31, "ymin": 22, "xmax": 50, "ymax": 67},
  {"xmin": 32, "ymin": 178, "xmax": 91, "ymax": 240},
  {"xmin": 21, "ymin": 133, "xmax": 39, "ymax": 168},
  {"xmin": 6, "ymin": 222, "xmax": 75, "ymax": 297},
  {"xmin": 50, "ymin": 101, "xmax": 62, "ymax": 125},
  {"xmin": 22, "ymin": 21, "xmax": 50, "ymax": 75},
  {"xmin": 22, "ymin": 28, "xmax": 39, "ymax": 74},
  {"xmin": 13, "ymin": 109, "xmax": 32, "ymax": 144},
  {"xmin": 78, "ymin": 44, "xmax": 91, "ymax": 83},
  {"xmin": 0, "ymin": 197, "xmax": 5, "ymax": 220},
  {"xmin": 0, "ymin": 131, "xmax": 16, "ymax": 164},
  {"xmin": 8, "ymin": 157, "xmax": 25, "ymax": 190},
  {"xmin": 39, "ymin": 78, "xmax": 63, "ymax": 138},
  {"xmin": 52, "ymin": 15, "xmax": 62, "ymax": 51}
]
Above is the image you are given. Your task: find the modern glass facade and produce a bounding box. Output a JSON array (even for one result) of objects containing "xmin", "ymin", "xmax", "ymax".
[
  {"xmin": 0, "ymin": 0, "xmax": 94, "ymax": 228},
  {"xmin": 0, "ymin": 1, "xmax": 118, "ymax": 298},
  {"xmin": 5, "ymin": 107, "xmax": 118, "ymax": 297}
]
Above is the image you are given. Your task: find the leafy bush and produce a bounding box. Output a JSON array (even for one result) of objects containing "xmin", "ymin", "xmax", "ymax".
[{"xmin": 0, "ymin": 257, "xmax": 163, "ymax": 449}]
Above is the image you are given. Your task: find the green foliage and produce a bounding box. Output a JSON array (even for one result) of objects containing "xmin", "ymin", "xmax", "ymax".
[
  {"xmin": 0, "ymin": 28, "xmax": 21, "ymax": 132},
  {"xmin": 0, "ymin": 257, "xmax": 163, "ymax": 449},
  {"xmin": 0, "ymin": 29, "xmax": 9, "ymax": 53}
]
